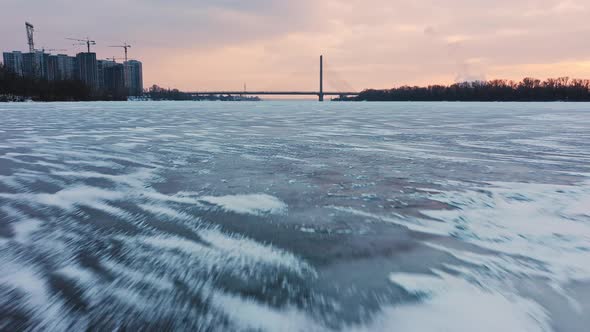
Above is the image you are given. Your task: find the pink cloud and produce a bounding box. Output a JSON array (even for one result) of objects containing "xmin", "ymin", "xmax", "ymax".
[{"xmin": 1, "ymin": 0, "xmax": 589, "ymax": 90}]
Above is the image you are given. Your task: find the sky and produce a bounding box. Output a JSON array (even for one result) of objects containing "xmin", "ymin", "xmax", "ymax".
[{"xmin": 1, "ymin": 0, "xmax": 590, "ymax": 91}]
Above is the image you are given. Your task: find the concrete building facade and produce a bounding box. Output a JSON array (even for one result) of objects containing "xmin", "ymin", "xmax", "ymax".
[
  {"xmin": 103, "ymin": 63, "xmax": 126, "ymax": 96},
  {"xmin": 45, "ymin": 54, "xmax": 59, "ymax": 81},
  {"xmin": 2, "ymin": 51, "xmax": 24, "ymax": 76},
  {"xmin": 76, "ymin": 52, "xmax": 98, "ymax": 91},
  {"xmin": 125, "ymin": 60, "xmax": 143, "ymax": 96},
  {"xmin": 97, "ymin": 60, "xmax": 116, "ymax": 91},
  {"xmin": 22, "ymin": 52, "xmax": 46, "ymax": 79},
  {"xmin": 56, "ymin": 54, "xmax": 76, "ymax": 80}
]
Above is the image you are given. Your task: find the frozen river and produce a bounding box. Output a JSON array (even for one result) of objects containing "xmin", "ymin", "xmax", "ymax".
[{"xmin": 1, "ymin": 101, "xmax": 589, "ymax": 331}]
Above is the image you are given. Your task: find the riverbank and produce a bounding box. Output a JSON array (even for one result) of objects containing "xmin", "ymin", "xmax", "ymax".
[{"xmin": 339, "ymin": 78, "xmax": 590, "ymax": 102}]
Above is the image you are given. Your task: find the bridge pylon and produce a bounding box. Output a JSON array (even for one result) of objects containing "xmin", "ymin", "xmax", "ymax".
[{"xmin": 319, "ymin": 55, "xmax": 324, "ymax": 102}]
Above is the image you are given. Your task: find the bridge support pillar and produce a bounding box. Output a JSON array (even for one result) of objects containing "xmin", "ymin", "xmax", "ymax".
[{"xmin": 319, "ymin": 55, "xmax": 324, "ymax": 102}]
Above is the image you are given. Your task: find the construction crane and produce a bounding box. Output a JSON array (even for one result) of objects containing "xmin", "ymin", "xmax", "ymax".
[
  {"xmin": 106, "ymin": 56, "xmax": 125, "ymax": 63},
  {"xmin": 40, "ymin": 47, "xmax": 68, "ymax": 53},
  {"xmin": 24, "ymin": 22, "xmax": 68, "ymax": 55},
  {"xmin": 66, "ymin": 37, "xmax": 96, "ymax": 53},
  {"xmin": 25, "ymin": 22, "xmax": 35, "ymax": 53},
  {"xmin": 109, "ymin": 43, "xmax": 131, "ymax": 62}
]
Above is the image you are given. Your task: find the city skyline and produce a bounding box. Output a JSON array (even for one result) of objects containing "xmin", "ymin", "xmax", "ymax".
[
  {"xmin": 3, "ymin": 48, "xmax": 143, "ymax": 98},
  {"xmin": 1, "ymin": 0, "xmax": 590, "ymax": 91}
]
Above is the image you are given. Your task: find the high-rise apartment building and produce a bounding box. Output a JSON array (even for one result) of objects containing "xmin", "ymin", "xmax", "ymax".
[
  {"xmin": 2, "ymin": 51, "xmax": 24, "ymax": 76},
  {"xmin": 46, "ymin": 54, "xmax": 59, "ymax": 81},
  {"xmin": 76, "ymin": 52, "xmax": 98, "ymax": 91},
  {"xmin": 97, "ymin": 60, "xmax": 116, "ymax": 91},
  {"xmin": 22, "ymin": 52, "xmax": 46, "ymax": 79},
  {"xmin": 124, "ymin": 60, "xmax": 143, "ymax": 96},
  {"xmin": 56, "ymin": 54, "xmax": 76, "ymax": 80},
  {"xmin": 103, "ymin": 63, "xmax": 126, "ymax": 96}
]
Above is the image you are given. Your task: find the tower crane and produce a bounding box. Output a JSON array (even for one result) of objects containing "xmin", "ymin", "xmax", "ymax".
[
  {"xmin": 66, "ymin": 37, "xmax": 96, "ymax": 53},
  {"xmin": 40, "ymin": 47, "xmax": 68, "ymax": 53},
  {"xmin": 24, "ymin": 22, "xmax": 68, "ymax": 54},
  {"xmin": 106, "ymin": 56, "xmax": 125, "ymax": 63},
  {"xmin": 25, "ymin": 22, "xmax": 35, "ymax": 53},
  {"xmin": 109, "ymin": 43, "xmax": 131, "ymax": 62}
]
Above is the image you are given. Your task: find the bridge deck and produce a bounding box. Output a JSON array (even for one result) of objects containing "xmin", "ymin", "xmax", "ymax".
[{"xmin": 187, "ymin": 91, "xmax": 359, "ymax": 96}]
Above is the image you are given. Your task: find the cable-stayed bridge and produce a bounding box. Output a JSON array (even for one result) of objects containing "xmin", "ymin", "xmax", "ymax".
[{"xmin": 187, "ymin": 56, "xmax": 359, "ymax": 101}]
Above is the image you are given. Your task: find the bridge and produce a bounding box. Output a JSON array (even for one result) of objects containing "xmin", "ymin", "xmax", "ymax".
[{"xmin": 187, "ymin": 56, "xmax": 359, "ymax": 101}]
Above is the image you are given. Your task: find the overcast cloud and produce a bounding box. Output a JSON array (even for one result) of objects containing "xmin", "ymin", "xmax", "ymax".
[{"xmin": 1, "ymin": 0, "xmax": 589, "ymax": 90}]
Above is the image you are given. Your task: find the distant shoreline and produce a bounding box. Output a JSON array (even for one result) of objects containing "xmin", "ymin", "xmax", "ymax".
[
  {"xmin": 4, "ymin": 99, "xmax": 590, "ymax": 103},
  {"xmin": 4, "ymin": 76, "xmax": 590, "ymax": 103},
  {"xmin": 338, "ymin": 78, "xmax": 590, "ymax": 102}
]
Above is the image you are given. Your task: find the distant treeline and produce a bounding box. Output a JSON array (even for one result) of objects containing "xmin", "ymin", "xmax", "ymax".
[
  {"xmin": 0, "ymin": 64, "xmax": 127, "ymax": 102},
  {"xmin": 147, "ymin": 85, "xmax": 260, "ymax": 101},
  {"xmin": 352, "ymin": 78, "xmax": 590, "ymax": 102},
  {"xmin": 147, "ymin": 85, "xmax": 193, "ymax": 100}
]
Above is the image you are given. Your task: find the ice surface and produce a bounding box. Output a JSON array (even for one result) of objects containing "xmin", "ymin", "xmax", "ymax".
[
  {"xmin": 420, "ymin": 180, "xmax": 590, "ymax": 283},
  {"xmin": 372, "ymin": 271, "xmax": 551, "ymax": 332},
  {"xmin": 200, "ymin": 194, "xmax": 288, "ymax": 215},
  {"xmin": 1, "ymin": 101, "xmax": 589, "ymax": 331}
]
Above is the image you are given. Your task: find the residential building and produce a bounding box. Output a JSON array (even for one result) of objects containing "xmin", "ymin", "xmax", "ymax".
[
  {"xmin": 124, "ymin": 60, "xmax": 143, "ymax": 96},
  {"xmin": 76, "ymin": 52, "xmax": 98, "ymax": 91},
  {"xmin": 56, "ymin": 54, "xmax": 76, "ymax": 80},
  {"xmin": 2, "ymin": 51, "xmax": 24, "ymax": 76},
  {"xmin": 103, "ymin": 63, "xmax": 126, "ymax": 96},
  {"xmin": 45, "ymin": 54, "xmax": 59, "ymax": 81},
  {"xmin": 97, "ymin": 60, "xmax": 116, "ymax": 91},
  {"xmin": 22, "ymin": 52, "xmax": 46, "ymax": 79}
]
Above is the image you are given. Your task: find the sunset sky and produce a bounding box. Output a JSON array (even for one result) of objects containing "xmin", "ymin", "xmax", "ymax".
[{"xmin": 2, "ymin": 0, "xmax": 590, "ymax": 91}]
